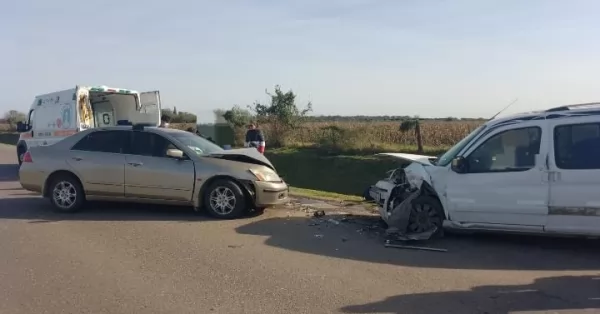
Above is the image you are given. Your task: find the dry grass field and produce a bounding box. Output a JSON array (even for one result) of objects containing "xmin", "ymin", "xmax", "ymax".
[{"xmin": 258, "ymin": 119, "xmax": 484, "ymax": 154}]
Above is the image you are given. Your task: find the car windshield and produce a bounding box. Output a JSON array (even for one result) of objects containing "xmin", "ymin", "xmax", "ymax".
[
  {"xmin": 436, "ymin": 124, "xmax": 486, "ymax": 166},
  {"xmin": 170, "ymin": 132, "xmax": 223, "ymax": 155}
]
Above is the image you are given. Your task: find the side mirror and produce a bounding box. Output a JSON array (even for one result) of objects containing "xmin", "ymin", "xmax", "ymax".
[
  {"xmin": 451, "ymin": 156, "xmax": 468, "ymax": 174},
  {"xmin": 166, "ymin": 149, "xmax": 185, "ymax": 159},
  {"xmin": 16, "ymin": 121, "xmax": 28, "ymax": 133}
]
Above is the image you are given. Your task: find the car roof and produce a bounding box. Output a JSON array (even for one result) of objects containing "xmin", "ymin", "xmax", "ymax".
[
  {"xmin": 87, "ymin": 126, "xmax": 189, "ymax": 134},
  {"xmin": 486, "ymin": 102, "xmax": 600, "ymax": 129}
]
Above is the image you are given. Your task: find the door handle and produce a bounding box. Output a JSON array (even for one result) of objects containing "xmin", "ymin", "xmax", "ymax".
[
  {"xmin": 72, "ymin": 157, "xmax": 83, "ymax": 161},
  {"xmin": 128, "ymin": 162, "xmax": 143, "ymax": 167}
]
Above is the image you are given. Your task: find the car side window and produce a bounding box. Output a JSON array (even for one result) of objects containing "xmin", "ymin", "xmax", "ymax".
[
  {"xmin": 466, "ymin": 127, "xmax": 541, "ymax": 173},
  {"xmin": 554, "ymin": 122, "xmax": 600, "ymax": 170},
  {"xmin": 129, "ymin": 132, "xmax": 180, "ymax": 158},
  {"xmin": 71, "ymin": 130, "xmax": 127, "ymax": 154}
]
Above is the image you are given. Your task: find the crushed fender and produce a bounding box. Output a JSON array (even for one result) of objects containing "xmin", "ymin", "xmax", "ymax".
[{"xmin": 385, "ymin": 189, "xmax": 419, "ymax": 236}]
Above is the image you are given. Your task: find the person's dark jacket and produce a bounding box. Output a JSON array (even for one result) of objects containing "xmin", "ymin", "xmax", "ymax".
[{"xmin": 245, "ymin": 129, "xmax": 265, "ymax": 153}]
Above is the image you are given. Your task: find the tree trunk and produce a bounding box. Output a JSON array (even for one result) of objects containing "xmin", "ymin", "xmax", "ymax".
[{"xmin": 415, "ymin": 120, "xmax": 424, "ymax": 154}]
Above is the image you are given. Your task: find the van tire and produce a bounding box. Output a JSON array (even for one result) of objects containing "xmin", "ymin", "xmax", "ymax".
[
  {"xmin": 48, "ymin": 173, "xmax": 85, "ymax": 213},
  {"xmin": 408, "ymin": 196, "xmax": 445, "ymax": 236},
  {"xmin": 16, "ymin": 145, "xmax": 26, "ymax": 166},
  {"xmin": 203, "ymin": 179, "xmax": 247, "ymax": 219}
]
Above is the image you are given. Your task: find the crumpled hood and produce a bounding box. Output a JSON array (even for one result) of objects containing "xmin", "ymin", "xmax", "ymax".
[
  {"xmin": 208, "ymin": 148, "xmax": 275, "ymax": 170},
  {"xmin": 375, "ymin": 153, "xmax": 436, "ymax": 166}
]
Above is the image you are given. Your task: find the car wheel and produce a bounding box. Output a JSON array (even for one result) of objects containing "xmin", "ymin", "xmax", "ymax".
[
  {"xmin": 407, "ymin": 196, "xmax": 444, "ymax": 235},
  {"xmin": 48, "ymin": 174, "xmax": 85, "ymax": 213},
  {"xmin": 203, "ymin": 179, "xmax": 246, "ymax": 219},
  {"xmin": 17, "ymin": 146, "xmax": 26, "ymax": 166}
]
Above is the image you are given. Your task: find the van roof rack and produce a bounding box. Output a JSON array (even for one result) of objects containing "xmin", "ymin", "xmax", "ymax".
[{"xmin": 546, "ymin": 102, "xmax": 600, "ymax": 112}]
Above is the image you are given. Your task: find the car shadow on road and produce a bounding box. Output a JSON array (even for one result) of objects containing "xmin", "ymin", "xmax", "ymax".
[
  {"xmin": 0, "ymin": 164, "xmax": 18, "ymax": 182},
  {"xmin": 235, "ymin": 215, "xmax": 600, "ymax": 271},
  {"xmin": 340, "ymin": 275, "xmax": 600, "ymax": 314},
  {"xmin": 0, "ymin": 196, "xmax": 215, "ymax": 222}
]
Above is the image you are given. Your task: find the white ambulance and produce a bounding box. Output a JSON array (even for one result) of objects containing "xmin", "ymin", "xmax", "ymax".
[{"xmin": 16, "ymin": 86, "xmax": 162, "ymax": 165}]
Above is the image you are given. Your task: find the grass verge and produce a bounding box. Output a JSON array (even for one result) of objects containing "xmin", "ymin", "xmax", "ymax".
[{"xmin": 289, "ymin": 187, "xmax": 364, "ymax": 203}]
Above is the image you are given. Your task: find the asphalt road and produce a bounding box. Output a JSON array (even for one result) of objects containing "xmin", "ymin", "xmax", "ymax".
[{"xmin": 0, "ymin": 143, "xmax": 599, "ymax": 314}]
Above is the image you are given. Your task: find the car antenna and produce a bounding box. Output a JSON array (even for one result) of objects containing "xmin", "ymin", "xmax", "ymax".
[{"xmin": 489, "ymin": 98, "xmax": 518, "ymax": 120}]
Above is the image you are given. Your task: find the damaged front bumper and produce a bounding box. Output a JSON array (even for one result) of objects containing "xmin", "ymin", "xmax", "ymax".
[{"xmin": 368, "ymin": 156, "xmax": 442, "ymax": 239}]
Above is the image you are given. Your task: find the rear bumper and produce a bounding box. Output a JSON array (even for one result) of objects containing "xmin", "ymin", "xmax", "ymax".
[
  {"xmin": 19, "ymin": 165, "xmax": 45, "ymax": 194},
  {"xmin": 253, "ymin": 181, "xmax": 289, "ymax": 207}
]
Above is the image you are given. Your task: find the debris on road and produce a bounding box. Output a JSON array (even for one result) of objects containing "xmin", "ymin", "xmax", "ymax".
[
  {"xmin": 313, "ymin": 210, "xmax": 326, "ymax": 217},
  {"xmin": 384, "ymin": 241, "xmax": 448, "ymax": 253},
  {"xmin": 314, "ymin": 234, "xmax": 324, "ymax": 239},
  {"xmin": 392, "ymin": 226, "xmax": 438, "ymax": 241},
  {"xmin": 327, "ymin": 218, "xmax": 340, "ymax": 225}
]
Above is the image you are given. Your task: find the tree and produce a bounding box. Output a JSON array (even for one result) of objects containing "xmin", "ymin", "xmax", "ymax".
[
  {"xmin": 220, "ymin": 106, "xmax": 254, "ymax": 146},
  {"xmin": 3, "ymin": 110, "xmax": 27, "ymax": 130},
  {"xmin": 399, "ymin": 117, "xmax": 424, "ymax": 154},
  {"xmin": 161, "ymin": 109, "xmax": 173, "ymax": 122},
  {"xmin": 250, "ymin": 85, "xmax": 312, "ymax": 146},
  {"xmin": 160, "ymin": 108, "xmax": 196, "ymax": 123},
  {"xmin": 222, "ymin": 105, "xmax": 253, "ymax": 128}
]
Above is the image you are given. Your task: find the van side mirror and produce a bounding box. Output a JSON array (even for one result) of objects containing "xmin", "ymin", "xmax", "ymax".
[
  {"xmin": 451, "ymin": 156, "xmax": 468, "ymax": 174},
  {"xmin": 16, "ymin": 121, "xmax": 28, "ymax": 133}
]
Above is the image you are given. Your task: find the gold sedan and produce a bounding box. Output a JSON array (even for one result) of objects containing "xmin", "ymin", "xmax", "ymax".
[{"xmin": 19, "ymin": 126, "xmax": 289, "ymax": 219}]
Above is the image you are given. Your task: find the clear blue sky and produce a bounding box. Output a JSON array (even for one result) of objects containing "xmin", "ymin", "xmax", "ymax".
[{"xmin": 2, "ymin": 0, "xmax": 600, "ymax": 123}]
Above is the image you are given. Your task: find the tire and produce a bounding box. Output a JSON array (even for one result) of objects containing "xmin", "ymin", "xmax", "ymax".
[
  {"xmin": 407, "ymin": 196, "xmax": 445, "ymax": 236},
  {"xmin": 203, "ymin": 179, "xmax": 247, "ymax": 219},
  {"xmin": 16, "ymin": 146, "xmax": 26, "ymax": 166},
  {"xmin": 48, "ymin": 174, "xmax": 85, "ymax": 213}
]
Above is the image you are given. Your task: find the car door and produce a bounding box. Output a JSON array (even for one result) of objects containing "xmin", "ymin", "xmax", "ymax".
[
  {"xmin": 123, "ymin": 130, "xmax": 195, "ymax": 202},
  {"xmin": 545, "ymin": 116, "xmax": 600, "ymax": 235},
  {"xmin": 67, "ymin": 130, "xmax": 127, "ymax": 197},
  {"xmin": 445, "ymin": 121, "xmax": 549, "ymax": 227}
]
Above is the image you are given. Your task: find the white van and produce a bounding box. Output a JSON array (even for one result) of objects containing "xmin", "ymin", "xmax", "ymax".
[
  {"xmin": 371, "ymin": 103, "xmax": 600, "ymax": 238},
  {"xmin": 16, "ymin": 86, "xmax": 162, "ymax": 164}
]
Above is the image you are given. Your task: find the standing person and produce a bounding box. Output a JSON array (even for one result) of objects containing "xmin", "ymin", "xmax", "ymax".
[
  {"xmin": 159, "ymin": 115, "xmax": 170, "ymax": 128},
  {"xmin": 244, "ymin": 122, "xmax": 265, "ymax": 154}
]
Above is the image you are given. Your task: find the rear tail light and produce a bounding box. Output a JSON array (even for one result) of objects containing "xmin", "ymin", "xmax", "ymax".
[{"xmin": 22, "ymin": 151, "xmax": 33, "ymax": 163}]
